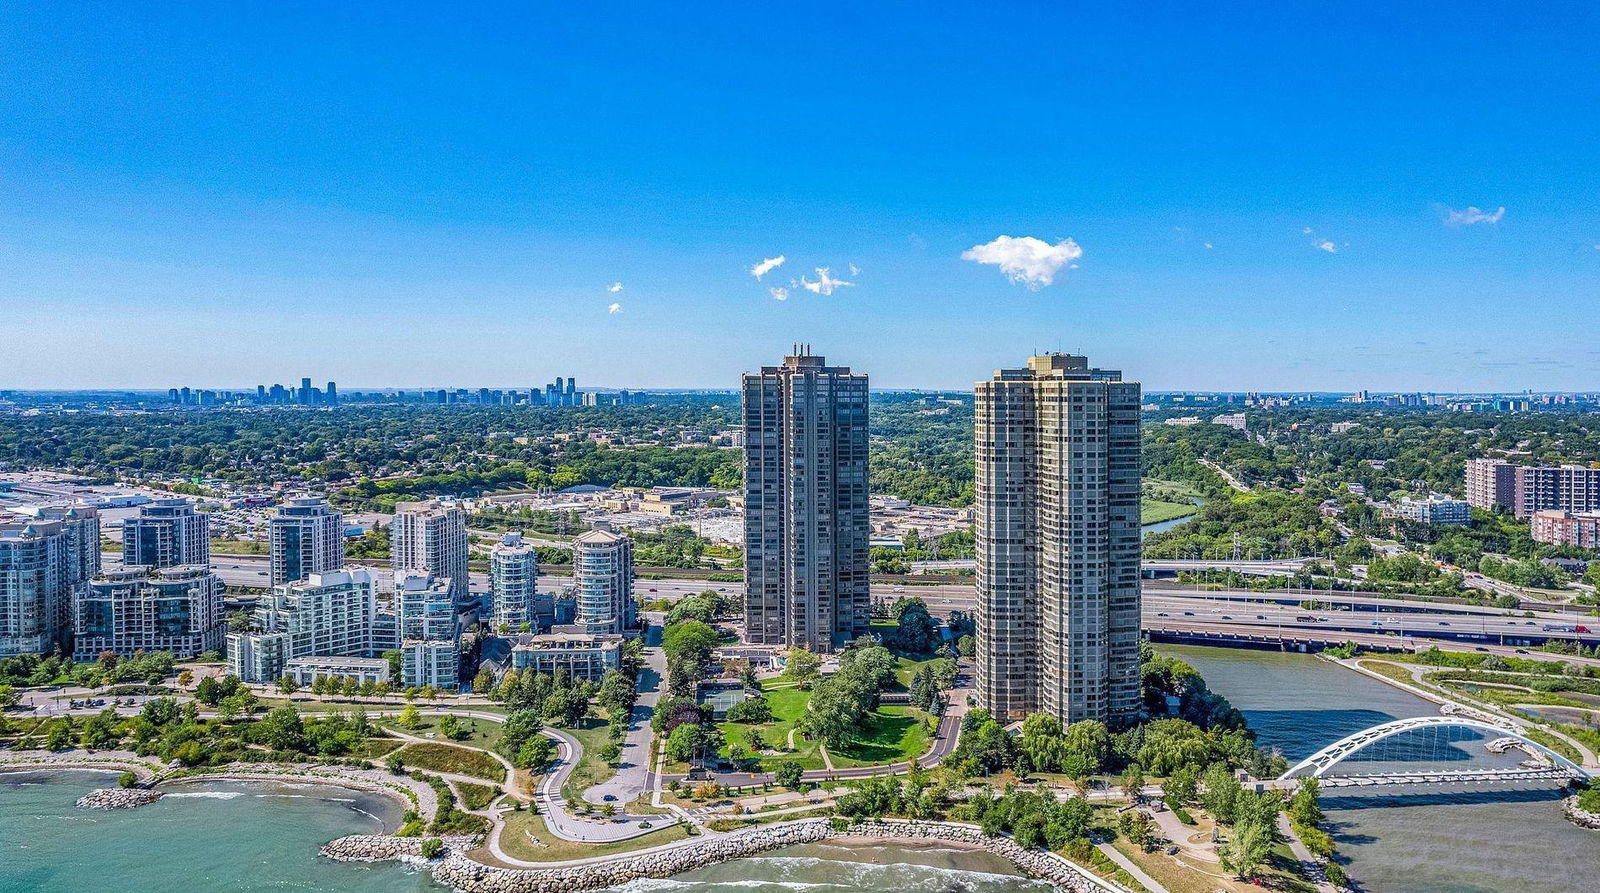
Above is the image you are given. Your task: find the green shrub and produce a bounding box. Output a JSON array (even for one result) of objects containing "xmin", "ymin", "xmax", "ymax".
[{"xmin": 420, "ymin": 838, "xmax": 443, "ymax": 859}]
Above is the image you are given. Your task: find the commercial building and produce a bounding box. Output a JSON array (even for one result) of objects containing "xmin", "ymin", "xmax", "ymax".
[
  {"xmin": 74, "ymin": 565, "xmax": 223, "ymax": 659},
  {"xmin": 396, "ymin": 571, "xmax": 459, "ymax": 689},
  {"xmin": 1532, "ymin": 510, "xmax": 1600, "ymax": 548},
  {"xmin": 741, "ymin": 348, "xmax": 870, "ymax": 652},
  {"xmin": 508, "ymin": 632, "xmax": 622, "ymax": 682},
  {"xmin": 269, "ymin": 496, "xmax": 345, "ymax": 586},
  {"xmin": 0, "ymin": 520, "xmax": 75, "ymax": 657},
  {"xmin": 572, "ymin": 530, "xmax": 634, "ymax": 634},
  {"xmin": 1465, "ymin": 459, "xmax": 1600, "ymax": 518},
  {"xmin": 974, "ymin": 354, "xmax": 1143, "ymax": 726},
  {"xmin": 490, "ymin": 533, "xmax": 539, "ymax": 633},
  {"xmin": 1395, "ymin": 494, "xmax": 1472, "ymax": 526},
  {"xmin": 391, "ymin": 500, "xmax": 470, "ymax": 603},
  {"xmin": 122, "ymin": 499, "xmax": 209, "ymax": 569}
]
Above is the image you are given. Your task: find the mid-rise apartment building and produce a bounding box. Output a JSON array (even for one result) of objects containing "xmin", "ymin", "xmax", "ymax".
[
  {"xmin": 975, "ymin": 354, "xmax": 1143, "ymax": 726},
  {"xmin": 1465, "ymin": 458, "xmax": 1600, "ymax": 518},
  {"xmin": 391, "ymin": 499, "xmax": 470, "ymax": 602},
  {"xmin": 74, "ymin": 565, "xmax": 223, "ymax": 659},
  {"xmin": 509, "ymin": 632, "xmax": 623, "ymax": 682},
  {"xmin": 269, "ymin": 496, "xmax": 345, "ymax": 586},
  {"xmin": 396, "ymin": 571, "xmax": 459, "ymax": 689},
  {"xmin": 1531, "ymin": 510, "xmax": 1600, "ymax": 548},
  {"xmin": 742, "ymin": 349, "xmax": 870, "ymax": 652},
  {"xmin": 490, "ymin": 532, "xmax": 539, "ymax": 632},
  {"xmin": 226, "ymin": 568, "xmax": 379, "ymax": 682},
  {"xmin": 122, "ymin": 499, "xmax": 209, "ymax": 569},
  {"xmin": 572, "ymin": 530, "xmax": 634, "ymax": 635},
  {"xmin": 1395, "ymin": 494, "xmax": 1472, "ymax": 526}
]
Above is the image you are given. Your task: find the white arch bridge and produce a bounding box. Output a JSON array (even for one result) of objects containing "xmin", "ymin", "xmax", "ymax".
[{"xmin": 1276, "ymin": 716, "xmax": 1592, "ymax": 788}]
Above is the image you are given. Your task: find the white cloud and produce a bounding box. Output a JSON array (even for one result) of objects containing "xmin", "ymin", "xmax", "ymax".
[
  {"xmin": 800, "ymin": 268, "xmax": 854, "ymax": 296},
  {"xmin": 1203, "ymin": 242, "xmax": 1214, "ymax": 250},
  {"xmin": 607, "ymin": 282, "xmax": 623, "ymax": 293},
  {"xmin": 960, "ymin": 235, "xmax": 1083, "ymax": 290},
  {"xmin": 1317, "ymin": 240, "xmax": 1337, "ymax": 253},
  {"xmin": 769, "ymin": 287, "xmax": 789, "ymax": 301},
  {"xmin": 848, "ymin": 263, "xmax": 861, "ymax": 277},
  {"xmin": 750, "ymin": 255, "xmax": 786, "ymax": 280},
  {"xmin": 1303, "ymin": 226, "xmax": 1314, "ymax": 234},
  {"xmin": 607, "ymin": 302, "xmax": 622, "ymax": 314},
  {"xmin": 1444, "ymin": 205, "xmax": 1505, "ymax": 226}
]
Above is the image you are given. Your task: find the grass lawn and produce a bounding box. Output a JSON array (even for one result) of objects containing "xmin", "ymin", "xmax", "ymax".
[
  {"xmin": 715, "ymin": 679, "xmax": 825, "ymax": 771},
  {"xmin": 394, "ymin": 741, "xmax": 505, "ymax": 782},
  {"xmin": 560, "ymin": 717, "xmax": 621, "ymax": 802},
  {"xmin": 1140, "ymin": 499, "xmax": 1198, "ymax": 525},
  {"xmin": 830, "ymin": 705, "xmax": 932, "ymax": 767},
  {"xmin": 353, "ymin": 736, "xmax": 404, "ymax": 759},
  {"xmin": 892, "ymin": 655, "xmax": 947, "ymax": 689},
  {"xmin": 379, "ymin": 715, "xmax": 505, "ymax": 752},
  {"xmin": 492, "ymin": 807, "xmax": 692, "ymax": 863}
]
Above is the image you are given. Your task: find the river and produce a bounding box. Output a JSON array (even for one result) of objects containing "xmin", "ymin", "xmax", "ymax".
[{"xmin": 1164, "ymin": 644, "xmax": 1600, "ymax": 893}]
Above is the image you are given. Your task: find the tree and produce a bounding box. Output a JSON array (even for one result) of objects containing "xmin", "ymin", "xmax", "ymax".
[
  {"xmin": 1219, "ymin": 817, "xmax": 1271, "ymax": 880},
  {"xmin": 1164, "ymin": 766, "xmax": 1199, "ymax": 807},
  {"xmin": 398, "ymin": 703, "xmax": 423, "ymax": 730},
  {"xmin": 1118, "ymin": 808, "xmax": 1154, "ymax": 850},
  {"xmin": 260, "ymin": 706, "xmax": 306, "ymax": 752},
  {"xmin": 276, "ymin": 675, "xmax": 299, "ymax": 695},
  {"xmin": 783, "ymin": 648, "xmax": 821, "ymax": 685},
  {"xmin": 194, "ymin": 676, "xmax": 221, "ymax": 706},
  {"xmin": 725, "ymin": 697, "xmax": 772, "ymax": 724},
  {"xmin": 956, "ymin": 634, "xmax": 976, "ymax": 658},
  {"xmin": 774, "ymin": 760, "xmax": 805, "ymax": 790},
  {"xmin": 386, "ymin": 753, "xmax": 406, "ymax": 774},
  {"xmin": 598, "ymin": 742, "xmax": 622, "ymax": 765},
  {"xmin": 889, "ymin": 599, "xmax": 941, "ymax": 654},
  {"xmin": 0, "ymin": 685, "xmax": 18, "ymax": 709},
  {"xmin": 1121, "ymin": 764, "xmax": 1146, "ymax": 803},
  {"xmin": 664, "ymin": 723, "xmax": 708, "ymax": 763},
  {"xmin": 1289, "ymin": 776, "xmax": 1324, "ymax": 828},
  {"xmin": 1201, "ymin": 763, "xmax": 1243, "ymax": 824},
  {"xmin": 438, "ymin": 714, "xmax": 465, "ymax": 741},
  {"xmin": 472, "ymin": 666, "xmax": 495, "ymax": 694},
  {"xmin": 517, "ymin": 736, "xmax": 555, "ymax": 771}
]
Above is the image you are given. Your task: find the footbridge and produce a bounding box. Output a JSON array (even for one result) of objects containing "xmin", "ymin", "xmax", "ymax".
[{"xmin": 1276, "ymin": 715, "xmax": 1591, "ymax": 786}]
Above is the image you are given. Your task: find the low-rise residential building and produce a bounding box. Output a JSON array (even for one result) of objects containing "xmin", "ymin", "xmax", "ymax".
[
  {"xmin": 1532, "ymin": 510, "xmax": 1600, "ymax": 548},
  {"xmin": 507, "ymin": 632, "xmax": 622, "ymax": 682},
  {"xmin": 75, "ymin": 565, "xmax": 223, "ymax": 659},
  {"xmin": 285, "ymin": 656, "xmax": 390, "ymax": 687},
  {"xmin": 1396, "ymin": 494, "xmax": 1472, "ymax": 526}
]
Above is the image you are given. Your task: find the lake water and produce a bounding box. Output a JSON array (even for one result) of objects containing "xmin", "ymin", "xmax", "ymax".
[
  {"xmin": 0, "ymin": 772, "xmax": 1045, "ymax": 893},
  {"xmin": 1163, "ymin": 645, "xmax": 1600, "ymax": 893}
]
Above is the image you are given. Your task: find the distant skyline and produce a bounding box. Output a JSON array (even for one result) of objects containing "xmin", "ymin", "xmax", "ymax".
[{"xmin": 4, "ymin": 4, "xmax": 1598, "ymax": 392}]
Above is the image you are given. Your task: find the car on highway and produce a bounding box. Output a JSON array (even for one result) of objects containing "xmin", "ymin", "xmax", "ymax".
[
  {"xmin": 1183, "ymin": 611, "xmax": 1194, "ymax": 616},
  {"xmin": 1255, "ymin": 615, "xmax": 1266, "ymax": 620},
  {"xmin": 1438, "ymin": 621, "xmax": 1450, "ymax": 626},
  {"xmin": 1156, "ymin": 612, "xmax": 1169, "ymax": 617},
  {"xmin": 1221, "ymin": 615, "xmax": 1232, "ymax": 620}
]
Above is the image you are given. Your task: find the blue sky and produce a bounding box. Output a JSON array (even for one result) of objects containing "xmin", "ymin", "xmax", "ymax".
[{"xmin": 3, "ymin": 2, "xmax": 1598, "ymax": 392}]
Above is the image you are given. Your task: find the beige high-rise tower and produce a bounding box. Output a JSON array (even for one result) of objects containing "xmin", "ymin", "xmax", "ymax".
[
  {"xmin": 974, "ymin": 354, "xmax": 1142, "ymax": 726},
  {"xmin": 742, "ymin": 348, "xmax": 870, "ymax": 652}
]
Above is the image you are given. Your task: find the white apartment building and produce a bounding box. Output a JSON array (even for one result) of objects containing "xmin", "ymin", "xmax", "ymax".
[
  {"xmin": 396, "ymin": 571, "xmax": 459, "ymax": 688},
  {"xmin": 572, "ymin": 530, "xmax": 634, "ymax": 635},
  {"xmin": 226, "ymin": 568, "xmax": 378, "ymax": 683},
  {"xmin": 0, "ymin": 520, "xmax": 74, "ymax": 657},
  {"xmin": 75, "ymin": 565, "xmax": 223, "ymax": 659},
  {"xmin": 269, "ymin": 496, "xmax": 345, "ymax": 586},
  {"xmin": 509, "ymin": 632, "xmax": 622, "ymax": 682},
  {"xmin": 490, "ymin": 532, "xmax": 539, "ymax": 632},
  {"xmin": 391, "ymin": 499, "xmax": 470, "ymax": 602},
  {"xmin": 1395, "ymin": 494, "xmax": 1472, "ymax": 526}
]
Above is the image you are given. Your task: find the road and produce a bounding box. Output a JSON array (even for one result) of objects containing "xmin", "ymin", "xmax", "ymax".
[{"xmin": 580, "ymin": 615, "xmax": 665, "ymax": 807}]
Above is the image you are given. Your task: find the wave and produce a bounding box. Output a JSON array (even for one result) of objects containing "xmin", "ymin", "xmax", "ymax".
[{"xmin": 163, "ymin": 791, "xmax": 246, "ymax": 800}]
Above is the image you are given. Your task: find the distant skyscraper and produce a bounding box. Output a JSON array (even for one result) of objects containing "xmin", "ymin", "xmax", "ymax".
[
  {"xmin": 395, "ymin": 571, "xmax": 459, "ymax": 688},
  {"xmin": 122, "ymin": 499, "xmax": 209, "ymax": 569},
  {"xmin": 269, "ymin": 496, "xmax": 345, "ymax": 586},
  {"xmin": 741, "ymin": 348, "xmax": 869, "ymax": 652},
  {"xmin": 974, "ymin": 354, "xmax": 1142, "ymax": 726},
  {"xmin": 325, "ymin": 381, "xmax": 338, "ymax": 406},
  {"xmin": 391, "ymin": 499, "xmax": 470, "ymax": 603},
  {"xmin": 572, "ymin": 530, "xmax": 633, "ymax": 634},
  {"xmin": 490, "ymin": 533, "xmax": 539, "ymax": 632}
]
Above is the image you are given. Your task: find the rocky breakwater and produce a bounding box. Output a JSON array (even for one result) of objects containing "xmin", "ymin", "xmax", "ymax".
[
  {"xmin": 1564, "ymin": 796, "xmax": 1600, "ymax": 831},
  {"xmin": 842, "ymin": 820, "xmax": 1123, "ymax": 892},
  {"xmin": 76, "ymin": 788, "xmax": 164, "ymax": 810},
  {"xmin": 434, "ymin": 820, "xmax": 836, "ymax": 893},
  {"xmin": 322, "ymin": 834, "xmax": 480, "ymax": 863}
]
